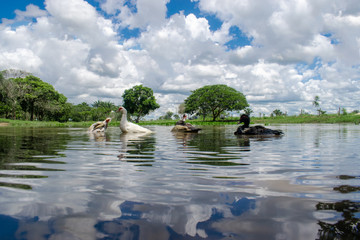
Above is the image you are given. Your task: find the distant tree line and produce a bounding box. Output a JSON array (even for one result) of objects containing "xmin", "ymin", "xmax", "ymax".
[
  {"xmin": 0, "ymin": 71, "xmax": 71, "ymax": 121},
  {"xmin": 1, "ymin": 70, "xmax": 252, "ymax": 122},
  {"xmin": 0, "ymin": 70, "xmax": 161, "ymax": 122}
]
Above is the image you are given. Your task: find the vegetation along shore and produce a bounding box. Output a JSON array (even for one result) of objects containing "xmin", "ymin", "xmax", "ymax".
[
  {"xmin": 1, "ymin": 113, "xmax": 359, "ymax": 128},
  {"xmin": 1, "ymin": 69, "xmax": 359, "ymax": 128}
]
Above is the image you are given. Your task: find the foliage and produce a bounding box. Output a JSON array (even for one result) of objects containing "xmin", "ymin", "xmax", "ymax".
[
  {"xmin": 312, "ymin": 95, "xmax": 326, "ymax": 115},
  {"xmin": 0, "ymin": 73, "xmax": 69, "ymax": 121},
  {"xmin": 341, "ymin": 108, "xmax": 347, "ymax": 115},
  {"xmin": 184, "ymin": 84, "xmax": 248, "ymax": 121},
  {"xmin": 69, "ymin": 102, "xmax": 92, "ymax": 122},
  {"xmin": 160, "ymin": 111, "xmax": 174, "ymax": 120},
  {"xmin": 122, "ymin": 85, "xmax": 160, "ymax": 123},
  {"xmin": 178, "ymin": 103, "xmax": 185, "ymax": 115},
  {"xmin": 271, "ymin": 109, "xmax": 286, "ymax": 117},
  {"xmin": 91, "ymin": 101, "xmax": 117, "ymax": 121},
  {"xmin": 2, "ymin": 112, "xmax": 360, "ymax": 127},
  {"xmin": 0, "ymin": 69, "xmax": 118, "ymax": 122},
  {"xmin": 243, "ymin": 107, "xmax": 253, "ymax": 116}
]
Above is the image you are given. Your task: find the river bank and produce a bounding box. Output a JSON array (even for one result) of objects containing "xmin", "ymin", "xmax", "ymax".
[{"xmin": 1, "ymin": 114, "xmax": 359, "ymax": 127}]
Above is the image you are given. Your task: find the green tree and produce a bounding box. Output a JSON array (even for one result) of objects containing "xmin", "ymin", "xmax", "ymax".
[
  {"xmin": 272, "ymin": 109, "xmax": 284, "ymax": 117},
  {"xmin": 184, "ymin": 84, "xmax": 248, "ymax": 121},
  {"xmin": 243, "ymin": 107, "xmax": 253, "ymax": 116},
  {"xmin": 91, "ymin": 100, "xmax": 117, "ymax": 121},
  {"xmin": 122, "ymin": 85, "xmax": 160, "ymax": 122},
  {"xmin": 15, "ymin": 76, "xmax": 59, "ymax": 120},
  {"xmin": 163, "ymin": 111, "xmax": 174, "ymax": 120},
  {"xmin": 341, "ymin": 108, "xmax": 347, "ymax": 115},
  {"xmin": 178, "ymin": 103, "xmax": 185, "ymax": 115},
  {"xmin": 312, "ymin": 95, "xmax": 325, "ymax": 115},
  {"xmin": 1, "ymin": 70, "xmax": 70, "ymax": 121},
  {"xmin": 13, "ymin": 75, "xmax": 69, "ymax": 121},
  {"xmin": 70, "ymin": 102, "xmax": 92, "ymax": 122}
]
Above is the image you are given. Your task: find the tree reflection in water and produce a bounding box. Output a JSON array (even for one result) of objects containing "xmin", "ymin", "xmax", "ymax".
[{"xmin": 316, "ymin": 175, "xmax": 360, "ymax": 239}]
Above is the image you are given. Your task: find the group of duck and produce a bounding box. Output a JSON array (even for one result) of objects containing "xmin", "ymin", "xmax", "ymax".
[{"xmin": 88, "ymin": 106, "xmax": 283, "ymax": 136}]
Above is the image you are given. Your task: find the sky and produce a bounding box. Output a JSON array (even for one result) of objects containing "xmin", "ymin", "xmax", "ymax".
[{"xmin": 1, "ymin": 0, "xmax": 360, "ymax": 118}]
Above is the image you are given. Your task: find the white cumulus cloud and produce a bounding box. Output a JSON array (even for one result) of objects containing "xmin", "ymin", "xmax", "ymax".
[{"xmin": 0, "ymin": 0, "xmax": 359, "ymax": 117}]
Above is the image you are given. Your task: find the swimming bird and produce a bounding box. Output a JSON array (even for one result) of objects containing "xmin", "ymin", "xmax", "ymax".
[
  {"xmin": 234, "ymin": 114, "xmax": 283, "ymax": 135},
  {"xmin": 116, "ymin": 107, "xmax": 152, "ymax": 133},
  {"xmin": 171, "ymin": 114, "xmax": 201, "ymax": 133},
  {"xmin": 88, "ymin": 118, "xmax": 111, "ymax": 132}
]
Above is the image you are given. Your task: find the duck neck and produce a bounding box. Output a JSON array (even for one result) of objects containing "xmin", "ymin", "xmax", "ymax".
[{"xmin": 120, "ymin": 110, "xmax": 128, "ymax": 123}]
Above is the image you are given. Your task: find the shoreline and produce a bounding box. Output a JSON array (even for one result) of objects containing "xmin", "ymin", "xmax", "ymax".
[{"xmin": 1, "ymin": 114, "xmax": 360, "ymax": 128}]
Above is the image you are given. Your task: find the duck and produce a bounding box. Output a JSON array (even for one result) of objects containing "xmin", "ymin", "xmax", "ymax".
[
  {"xmin": 88, "ymin": 118, "xmax": 111, "ymax": 132},
  {"xmin": 116, "ymin": 106, "xmax": 152, "ymax": 133},
  {"xmin": 234, "ymin": 114, "xmax": 283, "ymax": 135},
  {"xmin": 171, "ymin": 114, "xmax": 201, "ymax": 133}
]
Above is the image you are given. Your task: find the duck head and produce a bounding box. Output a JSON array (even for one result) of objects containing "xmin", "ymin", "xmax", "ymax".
[
  {"xmin": 239, "ymin": 114, "xmax": 250, "ymax": 128},
  {"xmin": 116, "ymin": 107, "xmax": 125, "ymax": 113}
]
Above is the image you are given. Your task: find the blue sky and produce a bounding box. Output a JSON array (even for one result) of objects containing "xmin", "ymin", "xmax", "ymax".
[
  {"xmin": 1, "ymin": 0, "xmax": 251, "ymax": 49},
  {"xmin": 1, "ymin": 0, "xmax": 360, "ymax": 117},
  {"xmin": 1, "ymin": 0, "xmax": 45, "ymax": 19}
]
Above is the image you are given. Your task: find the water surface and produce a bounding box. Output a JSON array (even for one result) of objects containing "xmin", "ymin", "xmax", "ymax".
[{"xmin": 0, "ymin": 124, "xmax": 359, "ymax": 239}]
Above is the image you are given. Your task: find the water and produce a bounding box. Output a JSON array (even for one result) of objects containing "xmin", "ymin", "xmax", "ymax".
[{"xmin": 0, "ymin": 124, "xmax": 359, "ymax": 240}]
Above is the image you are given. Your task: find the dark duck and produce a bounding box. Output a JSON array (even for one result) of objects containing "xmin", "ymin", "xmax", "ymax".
[
  {"xmin": 234, "ymin": 114, "xmax": 283, "ymax": 135},
  {"xmin": 171, "ymin": 114, "xmax": 201, "ymax": 133}
]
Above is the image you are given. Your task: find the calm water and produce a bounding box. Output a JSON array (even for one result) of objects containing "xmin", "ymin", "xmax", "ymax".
[{"xmin": 0, "ymin": 124, "xmax": 359, "ymax": 240}]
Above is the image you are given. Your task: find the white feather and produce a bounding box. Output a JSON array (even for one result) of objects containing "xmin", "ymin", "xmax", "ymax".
[{"xmin": 118, "ymin": 107, "xmax": 152, "ymax": 133}]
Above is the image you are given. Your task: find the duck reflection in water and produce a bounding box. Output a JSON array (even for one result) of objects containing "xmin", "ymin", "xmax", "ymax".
[
  {"xmin": 172, "ymin": 131, "xmax": 199, "ymax": 147},
  {"xmin": 117, "ymin": 132, "xmax": 154, "ymax": 161},
  {"xmin": 88, "ymin": 131, "xmax": 110, "ymax": 142}
]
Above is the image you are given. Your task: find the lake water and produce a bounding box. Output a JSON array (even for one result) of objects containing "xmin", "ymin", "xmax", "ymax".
[{"xmin": 0, "ymin": 124, "xmax": 359, "ymax": 240}]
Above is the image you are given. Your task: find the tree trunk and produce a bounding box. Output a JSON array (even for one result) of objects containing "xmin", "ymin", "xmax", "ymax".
[{"xmin": 30, "ymin": 102, "xmax": 35, "ymax": 121}]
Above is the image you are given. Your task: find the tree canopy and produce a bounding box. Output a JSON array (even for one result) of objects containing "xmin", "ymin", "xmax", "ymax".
[
  {"xmin": 0, "ymin": 72, "xmax": 70, "ymax": 121},
  {"xmin": 184, "ymin": 84, "xmax": 248, "ymax": 121},
  {"xmin": 122, "ymin": 85, "xmax": 160, "ymax": 122}
]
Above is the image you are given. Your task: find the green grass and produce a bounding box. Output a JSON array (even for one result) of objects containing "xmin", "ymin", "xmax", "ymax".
[
  {"xmin": 1, "ymin": 113, "xmax": 359, "ymax": 128},
  {"xmin": 251, "ymin": 114, "xmax": 360, "ymax": 124}
]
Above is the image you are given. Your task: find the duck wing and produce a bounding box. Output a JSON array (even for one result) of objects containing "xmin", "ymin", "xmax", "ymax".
[
  {"xmin": 89, "ymin": 121, "xmax": 107, "ymax": 132},
  {"xmin": 127, "ymin": 122, "xmax": 152, "ymax": 133}
]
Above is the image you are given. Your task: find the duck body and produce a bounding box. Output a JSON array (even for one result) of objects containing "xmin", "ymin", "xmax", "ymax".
[
  {"xmin": 234, "ymin": 125, "xmax": 283, "ymax": 135},
  {"xmin": 117, "ymin": 107, "xmax": 152, "ymax": 133},
  {"xmin": 88, "ymin": 118, "xmax": 111, "ymax": 132},
  {"xmin": 234, "ymin": 114, "xmax": 283, "ymax": 136},
  {"xmin": 171, "ymin": 114, "xmax": 201, "ymax": 133}
]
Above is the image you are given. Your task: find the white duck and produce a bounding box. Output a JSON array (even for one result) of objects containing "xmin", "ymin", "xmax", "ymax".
[
  {"xmin": 88, "ymin": 118, "xmax": 111, "ymax": 132},
  {"xmin": 116, "ymin": 107, "xmax": 152, "ymax": 133}
]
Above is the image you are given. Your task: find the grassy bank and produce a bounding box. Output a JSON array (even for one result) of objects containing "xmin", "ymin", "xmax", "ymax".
[
  {"xmin": 143, "ymin": 114, "xmax": 360, "ymax": 125},
  {"xmin": 1, "ymin": 114, "xmax": 359, "ymax": 128},
  {"xmin": 251, "ymin": 114, "xmax": 360, "ymax": 124}
]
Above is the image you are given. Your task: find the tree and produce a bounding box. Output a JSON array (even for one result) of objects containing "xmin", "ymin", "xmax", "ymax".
[
  {"xmin": 184, "ymin": 84, "xmax": 248, "ymax": 121},
  {"xmin": 0, "ymin": 75, "xmax": 20, "ymax": 119},
  {"xmin": 70, "ymin": 102, "xmax": 92, "ymax": 122},
  {"xmin": 341, "ymin": 108, "xmax": 347, "ymax": 115},
  {"xmin": 15, "ymin": 76, "xmax": 63, "ymax": 120},
  {"xmin": 312, "ymin": 95, "xmax": 325, "ymax": 115},
  {"xmin": 90, "ymin": 100, "xmax": 117, "ymax": 121},
  {"xmin": 122, "ymin": 85, "xmax": 160, "ymax": 122},
  {"xmin": 178, "ymin": 103, "xmax": 185, "ymax": 115},
  {"xmin": 163, "ymin": 111, "xmax": 174, "ymax": 120},
  {"xmin": 272, "ymin": 109, "xmax": 284, "ymax": 117},
  {"xmin": 243, "ymin": 107, "xmax": 253, "ymax": 116},
  {"xmin": 0, "ymin": 70, "xmax": 70, "ymax": 121}
]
